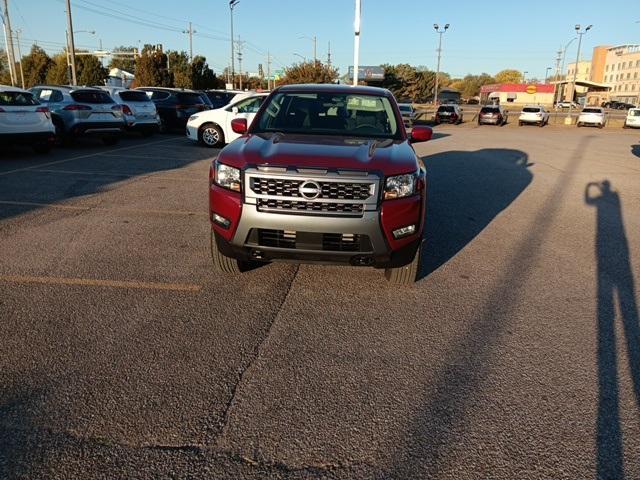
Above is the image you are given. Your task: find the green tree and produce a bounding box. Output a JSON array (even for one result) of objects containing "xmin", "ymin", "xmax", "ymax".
[
  {"xmin": 76, "ymin": 54, "xmax": 108, "ymax": 85},
  {"xmin": 495, "ymin": 69, "xmax": 523, "ymax": 84},
  {"xmin": 278, "ymin": 60, "xmax": 338, "ymax": 85},
  {"xmin": 167, "ymin": 50, "xmax": 190, "ymax": 88},
  {"xmin": 20, "ymin": 45, "xmax": 53, "ymax": 88},
  {"xmin": 133, "ymin": 46, "xmax": 171, "ymax": 87},
  {"xmin": 109, "ymin": 46, "xmax": 137, "ymax": 74},
  {"xmin": 448, "ymin": 73, "xmax": 496, "ymax": 97},
  {"xmin": 46, "ymin": 53, "xmax": 70, "ymax": 84},
  {"xmin": 0, "ymin": 50, "xmax": 12, "ymax": 85},
  {"xmin": 380, "ymin": 64, "xmax": 437, "ymax": 101},
  {"xmin": 190, "ymin": 55, "xmax": 223, "ymax": 89}
]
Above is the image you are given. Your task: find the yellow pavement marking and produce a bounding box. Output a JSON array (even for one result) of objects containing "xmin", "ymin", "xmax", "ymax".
[
  {"xmin": 0, "ymin": 138, "xmax": 181, "ymax": 177},
  {"xmin": 0, "ymin": 200, "xmax": 207, "ymax": 216},
  {"xmin": 0, "ymin": 274, "xmax": 201, "ymax": 292}
]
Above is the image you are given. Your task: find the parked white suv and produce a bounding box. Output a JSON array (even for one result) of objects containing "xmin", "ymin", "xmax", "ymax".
[
  {"xmin": 623, "ymin": 108, "xmax": 640, "ymax": 128},
  {"xmin": 0, "ymin": 85, "xmax": 55, "ymax": 153},
  {"xmin": 518, "ymin": 105, "xmax": 549, "ymax": 127},
  {"xmin": 577, "ymin": 107, "xmax": 606, "ymax": 128},
  {"xmin": 186, "ymin": 92, "xmax": 268, "ymax": 147},
  {"xmin": 99, "ymin": 87, "xmax": 160, "ymax": 136}
]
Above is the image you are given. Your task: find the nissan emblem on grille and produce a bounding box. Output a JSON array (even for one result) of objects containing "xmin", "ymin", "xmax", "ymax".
[{"xmin": 299, "ymin": 181, "xmax": 321, "ymax": 200}]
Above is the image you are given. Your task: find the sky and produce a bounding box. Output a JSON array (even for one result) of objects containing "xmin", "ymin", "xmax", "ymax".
[{"xmin": 4, "ymin": 0, "xmax": 640, "ymax": 80}]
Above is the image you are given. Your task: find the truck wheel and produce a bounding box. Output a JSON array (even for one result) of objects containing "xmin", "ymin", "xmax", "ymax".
[
  {"xmin": 210, "ymin": 232, "xmax": 241, "ymax": 273},
  {"xmin": 384, "ymin": 241, "xmax": 422, "ymax": 285}
]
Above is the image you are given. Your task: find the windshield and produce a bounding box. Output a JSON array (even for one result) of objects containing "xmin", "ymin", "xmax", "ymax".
[
  {"xmin": 481, "ymin": 107, "xmax": 499, "ymax": 113},
  {"xmin": 71, "ymin": 90, "xmax": 114, "ymax": 104},
  {"xmin": 629, "ymin": 109, "xmax": 640, "ymax": 116},
  {"xmin": 582, "ymin": 108, "xmax": 602, "ymax": 114},
  {"xmin": 438, "ymin": 106, "xmax": 455, "ymax": 113},
  {"xmin": 523, "ymin": 107, "xmax": 541, "ymax": 113},
  {"xmin": 254, "ymin": 92, "xmax": 400, "ymax": 138},
  {"xmin": 118, "ymin": 91, "xmax": 151, "ymax": 102},
  {"xmin": 399, "ymin": 105, "xmax": 412, "ymax": 112}
]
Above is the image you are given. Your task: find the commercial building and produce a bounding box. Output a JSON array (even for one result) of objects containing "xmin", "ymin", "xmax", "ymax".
[
  {"xmin": 479, "ymin": 83, "xmax": 555, "ymax": 106},
  {"xmin": 602, "ymin": 44, "xmax": 640, "ymax": 104}
]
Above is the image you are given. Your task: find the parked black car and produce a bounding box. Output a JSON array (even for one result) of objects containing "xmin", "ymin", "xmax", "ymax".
[{"xmin": 135, "ymin": 87, "xmax": 208, "ymax": 132}]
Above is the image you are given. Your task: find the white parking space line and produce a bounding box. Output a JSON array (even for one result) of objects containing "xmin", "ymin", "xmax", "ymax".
[
  {"xmin": 0, "ymin": 274, "xmax": 201, "ymax": 292},
  {"xmin": 98, "ymin": 153, "xmax": 212, "ymax": 161},
  {"xmin": 30, "ymin": 168, "xmax": 205, "ymax": 182},
  {"xmin": 0, "ymin": 138, "xmax": 182, "ymax": 177}
]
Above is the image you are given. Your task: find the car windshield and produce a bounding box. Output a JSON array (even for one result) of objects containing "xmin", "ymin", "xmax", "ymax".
[
  {"xmin": 118, "ymin": 91, "xmax": 150, "ymax": 102},
  {"xmin": 523, "ymin": 107, "xmax": 541, "ymax": 113},
  {"xmin": 0, "ymin": 91, "xmax": 39, "ymax": 106},
  {"xmin": 254, "ymin": 92, "xmax": 400, "ymax": 139},
  {"xmin": 582, "ymin": 108, "xmax": 602, "ymax": 114},
  {"xmin": 399, "ymin": 105, "xmax": 411, "ymax": 112},
  {"xmin": 481, "ymin": 107, "xmax": 498, "ymax": 113},
  {"xmin": 206, "ymin": 91, "xmax": 235, "ymax": 108},
  {"xmin": 438, "ymin": 106, "xmax": 455, "ymax": 113},
  {"xmin": 629, "ymin": 109, "xmax": 640, "ymax": 116}
]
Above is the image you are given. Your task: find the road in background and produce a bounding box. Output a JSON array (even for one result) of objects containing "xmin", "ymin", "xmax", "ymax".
[{"xmin": 1, "ymin": 128, "xmax": 639, "ymax": 479}]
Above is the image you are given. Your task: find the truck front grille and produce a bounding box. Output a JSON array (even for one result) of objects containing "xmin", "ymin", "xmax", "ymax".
[
  {"xmin": 251, "ymin": 178, "xmax": 373, "ymax": 201},
  {"xmin": 257, "ymin": 199, "xmax": 364, "ymax": 216},
  {"xmin": 248, "ymin": 229, "xmax": 372, "ymax": 252}
]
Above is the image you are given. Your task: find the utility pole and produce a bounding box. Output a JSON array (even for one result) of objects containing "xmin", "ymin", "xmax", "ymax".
[
  {"xmin": 2, "ymin": 0, "xmax": 17, "ymax": 86},
  {"xmin": 65, "ymin": 0, "xmax": 77, "ymax": 85},
  {"xmin": 229, "ymin": 0, "xmax": 239, "ymax": 89},
  {"xmin": 352, "ymin": 0, "xmax": 361, "ymax": 86},
  {"xmin": 183, "ymin": 22, "xmax": 196, "ymax": 60},
  {"xmin": 327, "ymin": 41, "xmax": 331, "ymax": 68},
  {"xmin": 567, "ymin": 24, "xmax": 592, "ymax": 123},
  {"xmin": 433, "ymin": 23, "xmax": 450, "ymax": 105},
  {"xmin": 14, "ymin": 28, "xmax": 24, "ymax": 88},
  {"xmin": 237, "ymin": 36, "xmax": 244, "ymax": 90},
  {"xmin": 266, "ymin": 50, "xmax": 272, "ymax": 90},
  {"xmin": 553, "ymin": 48, "xmax": 562, "ymax": 105}
]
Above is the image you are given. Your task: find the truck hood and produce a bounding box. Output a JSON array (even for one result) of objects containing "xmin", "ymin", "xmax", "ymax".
[{"xmin": 217, "ymin": 133, "xmax": 419, "ymax": 176}]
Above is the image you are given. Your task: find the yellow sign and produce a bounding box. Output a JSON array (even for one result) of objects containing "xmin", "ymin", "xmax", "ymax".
[{"xmin": 526, "ymin": 85, "xmax": 537, "ymax": 94}]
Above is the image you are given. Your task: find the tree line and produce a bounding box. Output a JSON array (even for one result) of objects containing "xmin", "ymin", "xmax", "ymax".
[
  {"xmin": 0, "ymin": 44, "xmax": 225, "ymax": 90},
  {"xmin": 1, "ymin": 43, "xmax": 538, "ymax": 99}
]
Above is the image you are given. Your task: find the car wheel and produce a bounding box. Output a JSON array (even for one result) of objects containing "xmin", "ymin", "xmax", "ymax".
[
  {"xmin": 385, "ymin": 240, "xmax": 422, "ymax": 285},
  {"xmin": 519, "ymin": 121, "xmax": 523, "ymax": 126},
  {"xmin": 209, "ymin": 232, "xmax": 264, "ymax": 273},
  {"xmin": 200, "ymin": 123, "xmax": 224, "ymax": 148},
  {"xmin": 32, "ymin": 142, "xmax": 51, "ymax": 154},
  {"xmin": 576, "ymin": 122, "xmax": 581, "ymax": 128},
  {"xmin": 598, "ymin": 123, "xmax": 604, "ymax": 129},
  {"xmin": 102, "ymin": 135, "xmax": 119, "ymax": 146}
]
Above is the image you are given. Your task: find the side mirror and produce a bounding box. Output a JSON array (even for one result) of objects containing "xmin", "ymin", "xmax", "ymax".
[
  {"xmin": 231, "ymin": 118, "xmax": 248, "ymax": 134},
  {"xmin": 410, "ymin": 125, "xmax": 433, "ymax": 143},
  {"xmin": 232, "ymin": 106, "xmax": 239, "ymax": 114}
]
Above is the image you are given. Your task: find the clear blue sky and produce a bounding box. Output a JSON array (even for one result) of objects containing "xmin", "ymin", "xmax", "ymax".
[{"xmin": 4, "ymin": 0, "xmax": 640, "ymax": 79}]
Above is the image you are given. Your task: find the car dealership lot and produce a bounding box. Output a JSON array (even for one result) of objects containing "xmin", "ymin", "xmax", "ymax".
[{"xmin": 1, "ymin": 128, "xmax": 639, "ymax": 478}]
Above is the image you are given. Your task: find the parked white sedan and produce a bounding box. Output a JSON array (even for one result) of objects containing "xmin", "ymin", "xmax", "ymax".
[
  {"xmin": 186, "ymin": 92, "xmax": 268, "ymax": 147},
  {"xmin": 0, "ymin": 85, "xmax": 55, "ymax": 153},
  {"xmin": 623, "ymin": 108, "xmax": 640, "ymax": 128},
  {"xmin": 577, "ymin": 107, "xmax": 606, "ymax": 128},
  {"xmin": 518, "ymin": 105, "xmax": 549, "ymax": 127}
]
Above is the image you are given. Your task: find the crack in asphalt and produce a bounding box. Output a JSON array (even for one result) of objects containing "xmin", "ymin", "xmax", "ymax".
[{"xmin": 215, "ymin": 264, "xmax": 301, "ymax": 442}]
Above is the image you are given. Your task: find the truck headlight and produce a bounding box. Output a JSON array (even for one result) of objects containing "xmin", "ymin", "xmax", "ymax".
[
  {"xmin": 215, "ymin": 162, "xmax": 241, "ymax": 192},
  {"xmin": 384, "ymin": 173, "xmax": 416, "ymax": 200}
]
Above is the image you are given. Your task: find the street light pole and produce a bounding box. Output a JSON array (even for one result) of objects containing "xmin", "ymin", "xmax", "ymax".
[
  {"xmin": 229, "ymin": 0, "xmax": 239, "ymax": 88},
  {"xmin": 293, "ymin": 53, "xmax": 306, "ymax": 62},
  {"xmin": 433, "ymin": 23, "xmax": 449, "ymax": 105},
  {"xmin": 14, "ymin": 28, "xmax": 24, "ymax": 88},
  {"xmin": 299, "ymin": 35, "xmax": 317, "ymax": 62},
  {"xmin": 523, "ymin": 71, "xmax": 528, "ymax": 83},
  {"xmin": 560, "ymin": 37, "xmax": 577, "ymax": 101},
  {"xmin": 544, "ymin": 67, "xmax": 552, "ymax": 83},
  {"xmin": 567, "ymin": 24, "xmax": 592, "ymax": 122},
  {"xmin": 352, "ymin": 0, "xmax": 361, "ymax": 86}
]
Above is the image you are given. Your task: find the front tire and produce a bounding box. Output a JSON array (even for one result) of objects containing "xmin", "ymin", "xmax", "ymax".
[
  {"xmin": 211, "ymin": 232, "xmax": 241, "ymax": 274},
  {"xmin": 385, "ymin": 241, "xmax": 422, "ymax": 285},
  {"xmin": 199, "ymin": 123, "xmax": 225, "ymax": 148}
]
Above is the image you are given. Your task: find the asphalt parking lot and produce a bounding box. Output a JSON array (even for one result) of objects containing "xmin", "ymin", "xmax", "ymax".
[{"xmin": 1, "ymin": 126, "xmax": 639, "ymax": 479}]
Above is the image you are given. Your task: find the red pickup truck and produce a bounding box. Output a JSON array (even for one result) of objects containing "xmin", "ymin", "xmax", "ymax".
[{"xmin": 208, "ymin": 84, "xmax": 432, "ymax": 284}]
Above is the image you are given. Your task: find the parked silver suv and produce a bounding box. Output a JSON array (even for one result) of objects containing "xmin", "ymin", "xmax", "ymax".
[
  {"xmin": 98, "ymin": 87, "xmax": 160, "ymax": 136},
  {"xmin": 29, "ymin": 85, "xmax": 124, "ymax": 145}
]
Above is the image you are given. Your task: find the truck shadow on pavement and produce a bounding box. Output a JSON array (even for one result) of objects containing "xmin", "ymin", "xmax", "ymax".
[
  {"xmin": 418, "ymin": 148, "xmax": 533, "ymax": 280},
  {"xmin": 585, "ymin": 180, "xmax": 640, "ymax": 479}
]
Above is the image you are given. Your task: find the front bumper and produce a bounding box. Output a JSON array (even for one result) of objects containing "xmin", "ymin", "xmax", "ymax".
[{"xmin": 185, "ymin": 123, "xmax": 199, "ymax": 141}]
